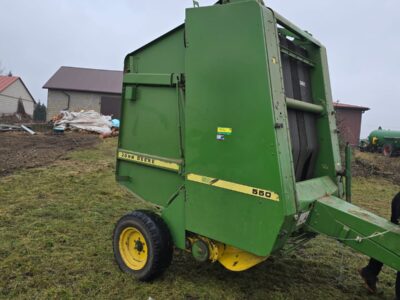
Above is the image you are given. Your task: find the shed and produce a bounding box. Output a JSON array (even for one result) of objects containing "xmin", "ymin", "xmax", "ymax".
[
  {"xmin": 333, "ymin": 102, "xmax": 369, "ymax": 146},
  {"xmin": 43, "ymin": 66, "xmax": 123, "ymax": 121},
  {"xmin": 0, "ymin": 75, "xmax": 36, "ymax": 116}
]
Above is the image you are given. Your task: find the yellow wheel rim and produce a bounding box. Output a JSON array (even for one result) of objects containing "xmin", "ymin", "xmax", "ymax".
[{"xmin": 119, "ymin": 227, "xmax": 148, "ymax": 270}]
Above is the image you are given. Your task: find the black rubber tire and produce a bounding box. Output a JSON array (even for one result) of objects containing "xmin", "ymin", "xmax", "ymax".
[
  {"xmin": 113, "ymin": 210, "xmax": 173, "ymax": 281},
  {"xmin": 382, "ymin": 144, "xmax": 394, "ymax": 157}
]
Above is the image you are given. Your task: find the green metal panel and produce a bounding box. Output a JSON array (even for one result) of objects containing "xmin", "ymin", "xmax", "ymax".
[
  {"xmin": 274, "ymin": 11, "xmax": 322, "ymax": 47},
  {"xmin": 124, "ymin": 26, "xmax": 185, "ymax": 74},
  {"xmin": 306, "ymin": 45, "xmax": 343, "ymax": 183},
  {"xmin": 261, "ymin": 7, "xmax": 299, "ymax": 250},
  {"xmin": 118, "ymin": 164, "xmax": 182, "ymax": 207},
  {"xmin": 345, "ymin": 144, "xmax": 352, "ymax": 203},
  {"xmin": 296, "ymin": 176, "xmax": 337, "ymax": 211},
  {"xmin": 161, "ymin": 190, "xmax": 186, "ymax": 249},
  {"xmin": 123, "ymin": 73, "xmax": 176, "ymax": 86},
  {"xmin": 119, "ymin": 86, "xmax": 182, "ymax": 158},
  {"xmin": 117, "ymin": 27, "xmax": 186, "ymax": 208},
  {"xmin": 307, "ymin": 196, "xmax": 400, "ymax": 271},
  {"xmin": 184, "ymin": 2, "xmax": 292, "ymax": 256}
]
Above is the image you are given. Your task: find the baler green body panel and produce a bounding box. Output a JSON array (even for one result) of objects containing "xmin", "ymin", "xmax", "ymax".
[
  {"xmin": 184, "ymin": 3, "xmax": 292, "ymax": 255},
  {"xmin": 117, "ymin": 27, "xmax": 185, "ymax": 208},
  {"xmin": 116, "ymin": 0, "xmax": 400, "ymax": 271}
]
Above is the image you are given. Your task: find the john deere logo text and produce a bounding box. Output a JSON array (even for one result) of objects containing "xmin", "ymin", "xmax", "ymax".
[
  {"xmin": 119, "ymin": 152, "xmax": 154, "ymax": 164},
  {"xmin": 117, "ymin": 150, "xmax": 181, "ymax": 172}
]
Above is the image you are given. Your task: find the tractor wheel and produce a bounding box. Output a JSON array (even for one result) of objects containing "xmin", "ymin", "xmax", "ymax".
[
  {"xmin": 382, "ymin": 144, "xmax": 394, "ymax": 157},
  {"xmin": 113, "ymin": 210, "xmax": 173, "ymax": 281}
]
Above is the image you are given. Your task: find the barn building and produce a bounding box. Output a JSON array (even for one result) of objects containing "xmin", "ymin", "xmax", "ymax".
[
  {"xmin": 43, "ymin": 66, "xmax": 123, "ymax": 121},
  {"xmin": 0, "ymin": 75, "xmax": 36, "ymax": 116},
  {"xmin": 333, "ymin": 102, "xmax": 369, "ymax": 146}
]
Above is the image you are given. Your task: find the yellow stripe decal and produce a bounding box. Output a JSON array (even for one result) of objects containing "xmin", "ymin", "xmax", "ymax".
[
  {"xmin": 187, "ymin": 173, "xmax": 279, "ymax": 202},
  {"xmin": 117, "ymin": 151, "xmax": 180, "ymax": 171}
]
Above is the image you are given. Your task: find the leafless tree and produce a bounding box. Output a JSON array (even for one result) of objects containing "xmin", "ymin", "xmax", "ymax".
[{"xmin": 0, "ymin": 61, "xmax": 4, "ymax": 75}]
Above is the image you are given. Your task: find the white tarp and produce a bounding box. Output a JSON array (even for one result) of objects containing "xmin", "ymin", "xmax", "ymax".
[{"xmin": 54, "ymin": 110, "xmax": 112, "ymax": 134}]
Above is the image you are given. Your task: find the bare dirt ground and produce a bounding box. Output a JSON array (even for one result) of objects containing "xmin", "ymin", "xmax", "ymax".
[
  {"xmin": 0, "ymin": 131, "xmax": 100, "ymax": 176},
  {"xmin": 353, "ymin": 150, "xmax": 400, "ymax": 185}
]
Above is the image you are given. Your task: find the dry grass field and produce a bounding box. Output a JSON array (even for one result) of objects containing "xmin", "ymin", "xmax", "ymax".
[{"xmin": 0, "ymin": 137, "xmax": 398, "ymax": 299}]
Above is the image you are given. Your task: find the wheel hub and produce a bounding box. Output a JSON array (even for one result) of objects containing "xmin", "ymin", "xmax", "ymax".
[
  {"xmin": 119, "ymin": 227, "xmax": 148, "ymax": 270},
  {"xmin": 134, "ymin": 239, "xmax": 144, "ymax": 252}
]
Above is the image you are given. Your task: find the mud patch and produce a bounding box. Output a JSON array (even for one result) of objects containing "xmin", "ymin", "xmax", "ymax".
[{"xmin": 0, "ymin": 131, "xmax": 100, "ymax": 176}]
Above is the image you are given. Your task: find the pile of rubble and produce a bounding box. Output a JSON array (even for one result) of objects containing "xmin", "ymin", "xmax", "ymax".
[
  {"xmin": 51, "ymin": 110, "xmax": 119, "ymax": 138},
  {"xmin": 0, "ymin": 124, "xmax": 36, "ymax": 135},
  {"xmin": 1, "ymin": 110, "xmax": 120, "ymax": 138}
]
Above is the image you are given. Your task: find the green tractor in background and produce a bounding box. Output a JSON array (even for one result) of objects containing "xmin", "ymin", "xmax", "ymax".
[{"xmin": 360, "ymin": 127, "xmax": 400, "ymax": 157}]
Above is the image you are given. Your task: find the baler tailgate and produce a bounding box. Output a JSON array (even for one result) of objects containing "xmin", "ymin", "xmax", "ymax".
[{"xmin": 307, "ymin": 196, "xmax": 400, "ymax": 271}]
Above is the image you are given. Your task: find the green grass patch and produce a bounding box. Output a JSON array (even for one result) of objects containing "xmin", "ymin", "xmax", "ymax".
[{"xmin": 0, "ymin": 139, "xmax": 398, "ymax": 299}]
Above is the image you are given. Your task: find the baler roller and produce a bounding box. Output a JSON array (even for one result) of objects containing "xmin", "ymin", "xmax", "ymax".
[{"xmin": 286, "ymin": 97, "xmax": 324, "ymax": 114}]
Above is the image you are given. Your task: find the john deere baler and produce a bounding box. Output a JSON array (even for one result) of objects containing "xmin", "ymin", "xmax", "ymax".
[{"xmin": 112, "ymin": 0, "xmax": 400, "ymax": 283}]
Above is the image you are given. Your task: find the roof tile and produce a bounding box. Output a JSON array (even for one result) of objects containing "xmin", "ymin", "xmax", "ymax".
[
  {"xmin": 333, "ymin": 102, "xmax": 369, "ymax": 111},
  {"xmin": 43, "ymin": 66, "xmax": 123, "ymax": 94},
  {"xmin": 0, "ymin": 76, "xmax": 19, "ymax": 93}
]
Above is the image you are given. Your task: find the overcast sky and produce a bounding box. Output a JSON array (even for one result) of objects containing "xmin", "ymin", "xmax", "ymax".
[{"xmin": 1, "ymin": 0, "xmax": 399, "ymax": 137}]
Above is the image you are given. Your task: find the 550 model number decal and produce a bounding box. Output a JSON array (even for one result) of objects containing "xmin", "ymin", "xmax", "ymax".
[{"xmin": 187, "ymin": 173, "xmax": 279, "ymax": 202}]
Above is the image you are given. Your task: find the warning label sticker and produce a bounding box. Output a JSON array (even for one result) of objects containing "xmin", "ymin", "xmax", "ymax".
[{"xmin": 217, "ymin": 127, "xmax": 232, "ymax": 135}]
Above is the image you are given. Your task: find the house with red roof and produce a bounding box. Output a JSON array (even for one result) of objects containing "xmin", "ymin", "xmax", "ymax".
[{"xmin": 0, "ymin": 75, "xmax": 36, "ymax": 116}]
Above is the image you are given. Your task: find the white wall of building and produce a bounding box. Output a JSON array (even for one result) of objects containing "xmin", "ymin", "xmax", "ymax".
[
  {"xmin": 46, "ymin": 90, "xmax": 112, "ymax": 120},
  {"xmin": 0, "ymin": 79, "xmax": 35, "ymax": 116}
]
